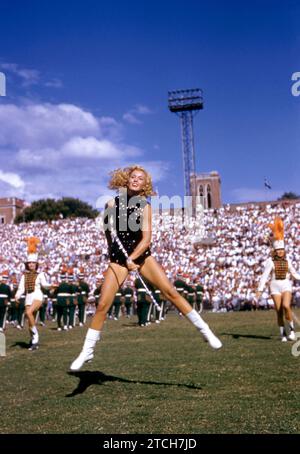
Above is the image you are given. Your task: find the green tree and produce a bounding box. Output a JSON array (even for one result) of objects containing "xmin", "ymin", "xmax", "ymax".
[
  {"xmin": 15, "ymin": 197, "xmax": 98, "ymax": 223},
  {"xmin": 277, "ymin": 192, "xmax": 300, "ymax": 201}
]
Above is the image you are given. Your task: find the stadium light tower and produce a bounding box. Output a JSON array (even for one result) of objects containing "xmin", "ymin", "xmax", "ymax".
[{"xmin": 168, "ymin": 88, "xmax": 203, "ymax": 197}]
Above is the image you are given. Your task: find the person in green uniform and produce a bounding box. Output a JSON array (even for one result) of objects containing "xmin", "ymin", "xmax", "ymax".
[
  {"xmin": 67, "ymin": 269, "xmax": 78, "ymax": 329},
  {"xmin": 123, "ymin": 281, "xmax": 134, "ymax": 318},
  {"xmin": 135, "ymin": 276, "xmax": 150, "ymax": 326},
  {"xmin": 36, "ymin": 289, "xmax": 49, "ymax": 326},
  {"xmin": 135, "ymin": 276, "xmax": 144, "ymax": 326},
  {"xmin": 55, "ymin": 270, "xmax": 71, "ymax": 331},
  {"xmin": 186, "ymin": 280, "xmax": 195, "ymax": 309},
  {"xmin": 194, "ymin": 279, "xmax": 204, "ymax": 313},
  {"xmin": 112, "ymin": 288, "xmax": 122, "ymax": 320},
  {"xmin": 145, "ymin": 284, "xmax": 154, "ymax": 325},
  {"xmin": 77, "ymin": 269, "xmax": 90, "ymax": 327},
  {"xmin": 173, "ymin": 271, "xmax": 189, "ymax": 315},
  {"xmin": 174, "ymin": 271, "xmax": 189, "ymax": 300},
  {"xmin": 153, "ymin": 286, "xmax": 162, "ymax": 323},
  {"xmin": 11, "ymin": 278, "xmax": 25, "ymax": 329},
  {"xmin": 93, "ymin": 276, "xmax": 102, "ymax": 310},
  {"xmin": 8, "ymin": 277, "xmax": 17, "ymax": 326},
  {"xmin": 49, "ymin": 278, "xmax": 58, "ymax": 322},
  {"xmin": 0, "ymin": 272, "xmax": 11, "ymax": 331},
  {"xmin": 160, "ymin": 290, "xmax": 168, "ymax": 321}
]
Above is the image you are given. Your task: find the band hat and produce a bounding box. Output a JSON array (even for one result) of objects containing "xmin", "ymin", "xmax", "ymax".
[
  {"xmin": 268, "ymin": 217, "xmax": 285, "ymax": 250},
  {"xmin": 0, "ymin": 271, "xmax": 9, "ymax": 280},
  {"xmin": 27, "ymin": 253, "xmax": 39, "ymax": 262},
  {"xmin": 67, "ymin": 268, "xmax": 74, "ymax": 281},
  {"xmin": 273, "ymin": 239, "xmax": 285, "ymax": 250},
  {"xmin": 59, "ymin": 264, "xmax": 67, "ymax": 279},
  {"xmin": 25, "ymin": 237, "xmax": 40, "ymax": 262}
]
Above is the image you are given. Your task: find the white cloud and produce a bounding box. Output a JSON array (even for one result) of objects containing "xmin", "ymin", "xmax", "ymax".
[
  {"xmin": 0, "ymin": 101, "xmax": 165, "ymax": 205},
  {"xmin": 0, "ymin": 170, "xmax": 25, "ymax": 188},
  {"xmin": 231, "ymin": 187, "xmax": 283, "ymax": 203},
  {"xmin": 16, "ymin": 137, "xmax": 141, "ymax": 167},
  {"xmin": 134, "ymin": 104, "xmax": 153, "ymax": 115},
  {"xmin": 97, "ymin": 116, "xmax": 124, "ymax": 141},
  {"xmin": 45, "ymin": 78, "xmax": 63, "ymax": 88},
  {"xmin": 123, "ymin": 103, "xmax": 153, "ymax": 124},
  {"xmin": 0, "ymin": 103, "xmax": 100, "ymax": 148},
  {"xmin": 16, "ymin": 148, "xmax": 59, "ymax": 169},
  {"xmin": 0, "ymin": 62, "xmax": 40, "ymax": 86},
  {"xmin": 99, "ymin": 116, "xmax": 120, "ymax": 127},
  {"xmin": 123, "ymin": 112, "xmax": 141, "ymax": 124},
  {"xmin": 61, "ymin": 136, "xmax": 123, "ymax": 159},
  {"xmin": 1, "ymin": 62, "xmax": 64, "ymax": 90}
]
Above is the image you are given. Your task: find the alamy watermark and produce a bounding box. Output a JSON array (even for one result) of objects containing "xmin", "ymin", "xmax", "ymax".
[
  {"xmin": 291, "ymin": 72, "xmax": 300, "ymax": 97},
  {"xmin": 95, "ymin": 191, "xmax": 206, "ymax": 243},
  {"xmin": 0, "ymin": 71, "xmax": 6, "ymax": 96}
]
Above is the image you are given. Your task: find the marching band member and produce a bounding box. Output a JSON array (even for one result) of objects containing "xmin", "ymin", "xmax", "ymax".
[
  {"xmin": 77, "ymin": 267, "xmax": 90, "ymax": 327},
  {"xmin": 0, "ymin": 271, "xmax": 11, "ymax": 332},
  {"xmin": 15, "ymin": 238, "xmax": 51, "ymax": 350},
  {"xmin": 257, "ymin": 217, "xmax": 300, "ymax": 342}
]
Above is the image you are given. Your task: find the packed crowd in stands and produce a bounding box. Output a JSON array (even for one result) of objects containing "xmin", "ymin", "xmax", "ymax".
[{"xmin": 0, "ymin": 201, "xmax": 299, "ymax": 327}]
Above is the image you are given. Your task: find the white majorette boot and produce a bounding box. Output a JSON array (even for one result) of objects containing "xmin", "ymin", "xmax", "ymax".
[
  {"xmin": 70, "ymin": 328, "xmax": 101, "ymax": 371},
  {"xmin": 280, "ymin": 326, "xmax": 287, "ymax": 342},
  {"xmin": 28, "ymin": 326, "xmax": 39, "ymax": 350},
  {"xmin": 287, "ymin": 330, "xmax": 295, "ymax": 341},
  {"xmin": 186, "ymin": 309, "xmax": 222, "ymax": 350}
]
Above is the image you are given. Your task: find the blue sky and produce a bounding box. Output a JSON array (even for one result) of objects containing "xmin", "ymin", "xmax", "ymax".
[{"xmin": 0, "ymin": 0, "xmax": 299, "ymax": 206}]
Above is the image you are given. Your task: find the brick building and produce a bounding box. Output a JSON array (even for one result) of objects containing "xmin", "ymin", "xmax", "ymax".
[
  {"xmin": 191, "ymin": 171, "xmax": 222, "ymax": 209},
  {"xmin": 0, "ymin": 198, "xmax": 26, "ymax": 224}
]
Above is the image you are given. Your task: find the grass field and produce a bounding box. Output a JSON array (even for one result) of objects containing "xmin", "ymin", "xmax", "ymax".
[{"xmin": 1, "ymin": 310, "xmax": 300, "ymax": 434}]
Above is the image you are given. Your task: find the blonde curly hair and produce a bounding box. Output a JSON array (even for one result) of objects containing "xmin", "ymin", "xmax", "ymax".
[{"xmin": 108, "ymin": 165, "xmax": 155, "ymax": 197}]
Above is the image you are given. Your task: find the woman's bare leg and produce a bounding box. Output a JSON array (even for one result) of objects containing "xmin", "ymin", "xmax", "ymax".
[
  {"xmin": 282, "ymin": 292, "xmax": 293, "ymax": 322},
  {"xmin": 25, "ymin": 300, "xmax": 42, "ymax": 348},
  {"xmin": 90, "ymin": 263, "xmax": 129, "ymax": 331},
  {"xmin": 25, "ymin": 300, "xmax": 42, "ymax": 328},
  {"xmin": 139, "ymin": 257, "xmax": 193, "ymax": 315},
  {"xmin": 272, "ymin": 294, "xmax": 284, "ymax": 326},
  {"xmin": 70, "ymin": 263, "xmax": 128, "ymax": 370},
  {"xmin": 139, "ymin": 257, "xmax": 222, "ymax": 349},
  {"xmin": 271, "ymin": 294, "xmax": 287, "ymax": 340},
  {"xmin": 282, "ymin": 291, "xmax": 295, "ymax": 340}
]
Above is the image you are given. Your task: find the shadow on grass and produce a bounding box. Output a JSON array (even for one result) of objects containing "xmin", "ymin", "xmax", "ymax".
[
  {"xmin": 122, "ymin": 323, "xmax": 143, "ymax": 328},
  {"xmin": 221, "ymin": 332, "xmax": 272, "ymax": 340},
  {"xmin": 66, "ymin": 371, "xmax": 202, "ymax": 397},
  {"xmin": 10, "ymin": 341, "xmax": 30, "ymax": 349}
]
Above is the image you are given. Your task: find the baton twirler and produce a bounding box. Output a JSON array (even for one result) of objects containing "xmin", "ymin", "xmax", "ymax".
[{"xmin": 110, "ymin": 230, "xmax": 161, "ymax": 312}]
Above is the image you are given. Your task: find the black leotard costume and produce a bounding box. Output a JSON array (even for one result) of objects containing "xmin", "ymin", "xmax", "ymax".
[{"xmin": 104, "ymin": 192, "xmax": 151, "ymax": 267}]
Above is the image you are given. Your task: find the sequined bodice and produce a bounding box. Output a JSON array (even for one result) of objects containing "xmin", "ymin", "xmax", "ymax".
[{"xmin": 115, "ymin": 194, "xmax": 147, "ymax": 252}]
